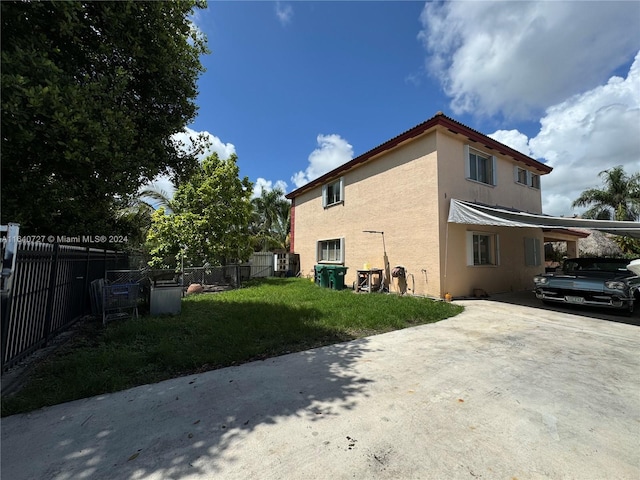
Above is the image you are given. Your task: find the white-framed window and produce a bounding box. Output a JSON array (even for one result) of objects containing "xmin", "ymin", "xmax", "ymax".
[
  {"xmin": 514, "ymin": 166, "xmax": 540, "ymax": 190},
  {"xmin": 515, "ymin": 167, "xmax": 528, "ymax": 185},
  {"xmin": 466, "ymin": 231, "xmax": 499, "ymax": 266},
  {"xmin": 465, "ymin": 145, "xmax": 497, "ymax": 186},
  {"xmin": 317, "ymin": 237, "xmax": 345, "ymax": 263},
  {"xmin": 524, "ymin": 237, "xmax": 542, "ymax": 266},
  {"xmin": 322, "ymin": 178, "xmax": 344, "ymax": 208},
  {"xmin": 529, "ymin": 173, "xmax": 540, "ymax": 189}
]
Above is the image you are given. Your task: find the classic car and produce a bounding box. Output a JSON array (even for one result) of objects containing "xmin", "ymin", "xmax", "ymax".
[{"xmin": 533, "ymin": 257, "xmax": 640, "ymax": 314}]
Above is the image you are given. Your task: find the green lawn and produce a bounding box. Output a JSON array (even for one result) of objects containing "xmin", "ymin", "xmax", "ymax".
[{"xmin": 1, "ymin": 278, "xmax": 463, "ymax": 416}]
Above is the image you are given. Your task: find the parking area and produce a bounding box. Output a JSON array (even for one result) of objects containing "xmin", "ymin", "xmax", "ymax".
[
  {"xmin": 488, "ymin": 289, "xmax": 640, "ymax": 326},
  {"xmin": 2, "ymin": 292, "xmax": 639, "ymax": 479}
]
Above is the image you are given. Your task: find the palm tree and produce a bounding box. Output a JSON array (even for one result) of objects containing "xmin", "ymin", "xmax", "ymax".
[
  {"xmin": 572, "ymin": 166, "xmax": 640, "ymax": 221},
  {"xmin": 250, "ymin": 187, "xmax": 291, "ymax": 251},
  {"xmin": 115, "ymin": 186, "xmax": 173, "ymax": 248}
]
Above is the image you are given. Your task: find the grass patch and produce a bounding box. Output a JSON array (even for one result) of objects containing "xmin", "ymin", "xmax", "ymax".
[{"xmin": 2, "ymin": 278, "xmax": 463, "ymax": 416}]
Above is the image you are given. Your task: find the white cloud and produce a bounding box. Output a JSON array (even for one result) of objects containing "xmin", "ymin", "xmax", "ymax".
[
  {"xmin": 252, "ymin": 178, "xmax": 288, "ymax": 199},
  {"xmin": 275, "ymin": 2, "xmax": 293, "ymax": 26},
  {"xmin": 143, "ymin": 128, "xmax": 237, "ymax": 202},
  {"xmin": 490, "ymin": 51, "xmax": 640, "ymax": 217},
  {"xmin": 488, "ymin": 130, "xmax": 532, "ymax": 157},
  {"xmin": 291, "ymin": 134, "xmax": 354, "ymax": 188},
  {"xmin": 172, "ymin": 126, "xmax": 236, "ymax": 162},
  {"xmin": 418, "ymin": 1, "xmax": 640, "ymax": 119}
]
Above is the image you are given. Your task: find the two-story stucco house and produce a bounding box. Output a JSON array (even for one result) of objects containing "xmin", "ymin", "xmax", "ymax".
[{"xmin": 285, "ymin": 112, "xmax": 571, "ymax": 298}]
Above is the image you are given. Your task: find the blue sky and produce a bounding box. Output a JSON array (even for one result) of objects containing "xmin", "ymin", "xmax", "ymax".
[{"xmin": 160, "ymin": 1, "xmax": 640, "ymax": 217}]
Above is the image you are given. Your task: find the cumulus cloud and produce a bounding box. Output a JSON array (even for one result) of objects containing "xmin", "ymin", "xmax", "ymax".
[
  {"xmin": 172, "ymin": 127, "xmax": 236, "ymax": 162},
  {"xmin": 252, "ymin": 178, "xmax": 289, "ymax": 199},
  {"xmin": 418, "ymin": 1, "xmax": 640, "ymax": 119},
  {"xmin": 291, "ymin": 134, "xmax": 354, "ymax": 188},
  {"xmin": 488, "ymin": 130, "xmax": 532, "ymax": 157},
  {"xmin": 143, "ymin": 128, "xmax": 237, "ymax": 202},
  {"xmin": 490, "ymin": 51, "xmax": 640, "ymax": 217},
  {"xmin": 275, "ymin": 2, "xmax": 293, "ymax": 26}
]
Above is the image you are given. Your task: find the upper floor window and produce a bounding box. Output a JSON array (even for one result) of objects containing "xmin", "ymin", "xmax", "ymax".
[
  {"xmin": 465, "ymin": 146, "xmax": 496, "ymax": 186},
  {"xmin": 514, "ymin": 166, "xmax": 540, "ymax": 190},
  {"xmin": 322, "ymin": 178, "xmax": 343, "ymax": 208},
  {"xmin": 529, "ymin": 173, "xmax": 540, "ymax": 189}
]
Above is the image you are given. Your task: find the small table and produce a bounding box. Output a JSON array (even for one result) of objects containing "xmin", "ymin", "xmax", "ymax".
[{"xmin": 356, "ymin": 269, "xmax": 383, "ymax": 293}]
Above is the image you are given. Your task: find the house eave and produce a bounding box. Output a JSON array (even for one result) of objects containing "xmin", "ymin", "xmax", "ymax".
[{"xmin": 286, "ymin": 112, "xmax": 552, "ymax": 200}]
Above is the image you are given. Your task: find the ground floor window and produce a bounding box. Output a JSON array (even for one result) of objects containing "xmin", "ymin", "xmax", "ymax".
[
  {"xmin": 317, "ymin": 238, "xmax": 344, "ymax": 263},
  {"xmin": 467, "ymin": 232, "xmax": 499, "ymax": 266}
]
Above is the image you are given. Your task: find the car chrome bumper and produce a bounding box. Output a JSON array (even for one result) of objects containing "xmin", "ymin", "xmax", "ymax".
[{"xmin": 534, "ymin": 289, "xmax": 634, "ymax": 309}]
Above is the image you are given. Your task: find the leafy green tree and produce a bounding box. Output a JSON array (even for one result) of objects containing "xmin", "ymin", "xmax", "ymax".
[
  {"xmin": 146, "ymin": 154, "xmax": 253, "ymax": 268},
  {"xmin": 1, "ymin": 1, "xmax": 208, "ymax": 238},
  {"xmin": 250, "ymin": 187, "xmax": 291, "ymax": 251},
  {"xmin": 573, "ymin": 166, "xmax": 640, "ymax": 254}
]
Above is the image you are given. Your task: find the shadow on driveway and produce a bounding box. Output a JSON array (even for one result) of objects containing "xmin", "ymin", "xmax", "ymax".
[{"xmin": 480, "ymin": 290, "xmax": 640, "ymax": 327}]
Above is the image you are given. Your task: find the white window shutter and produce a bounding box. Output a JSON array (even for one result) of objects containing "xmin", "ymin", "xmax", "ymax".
[
  {"xmin": 466, "ymin": 231, "xmax": 474, "ymax": 266},
  {"xmin": 491, "ymin": 156, "xmax": 497, "ymax": 186},
  {"xmin": 339, "ymin": 177, "xmax": 344, "ymax": 203},
  {"xmin": 514, "ymin": 166, "xmax": 519, "ymax": 183},
  {"xmin": 339, "ymin": 237, "xmax": 345, "ymax": 263},
  {"xmin": 464, "ymin": 145, "xmax": 470, "ymax": 178},
  {"xmin": 321, "ymin": 184, "xmax": 327, "ymax": 207}
]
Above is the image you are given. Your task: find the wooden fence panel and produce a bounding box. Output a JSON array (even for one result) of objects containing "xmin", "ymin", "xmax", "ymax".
[{"xmin": 250, "ymin": 252, "xmax": 274, "ymax": 278}]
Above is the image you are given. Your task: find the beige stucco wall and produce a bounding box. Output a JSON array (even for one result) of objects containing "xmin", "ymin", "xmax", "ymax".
[
  {"xmin": 291, "ymin": 127, "xmax": 547, "ymax": 298},
  {"xmin": 434, "ymin": 129, "xmax": 546, "ymax": 296},
  {"xmin": 292, "ymin": 132, "xmax": 443, "ymax": 297}
]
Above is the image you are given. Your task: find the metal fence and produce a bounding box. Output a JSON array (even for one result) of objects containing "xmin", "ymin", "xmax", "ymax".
[{"xmin": 1, "ymin": 235, "xmax": 127, "ymax": 371}]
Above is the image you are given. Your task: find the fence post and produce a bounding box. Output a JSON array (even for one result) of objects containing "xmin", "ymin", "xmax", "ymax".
[
  {"xmin": 1, "ymin": 223, "xmax": 20, "ymax": 370},
  {"xmin": 42, "ymin": 243, "xmax": 60, "ymax": 346},
  {"xmin": 82, "ymin": 247, "xmax": 91, "ymax": 315}
]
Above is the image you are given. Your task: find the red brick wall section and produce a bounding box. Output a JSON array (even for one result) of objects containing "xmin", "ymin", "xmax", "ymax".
[{"xmin": 289, "ymin": 198, "xmax": 295, "ymax": 253}]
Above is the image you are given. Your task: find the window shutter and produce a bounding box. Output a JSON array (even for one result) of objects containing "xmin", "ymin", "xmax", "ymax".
[
  {"xmin": 321, "ymin": 184, "xmax": 328, "ymax": 207},
  {"xmin": 339, "ymin": 177, "xmax": 344, "ymax": 203},
  {"xmin": 464, "ymin": 145, "xmax": 470, "ymax": 179},
  {"xmin": 466, "ymin": 231, "xmax": 474, "ymax": 266},
  {"xmin": 514, "ymin": 166, "xmax": 519, "ymax": 183},
  {"xmin": 524, "ymin": 237, "xmax": 534, "ymax": 265},
  {"xmin": 339, "ymin": 237, "xmax": 345, "ymax": 263},
  {"xmin": 495, "ymin": 234, "xmax": 500, "ymax": 265},
  {"xmin": 491, "ymin": 156, "xmax": 497, "ymax": 186}
]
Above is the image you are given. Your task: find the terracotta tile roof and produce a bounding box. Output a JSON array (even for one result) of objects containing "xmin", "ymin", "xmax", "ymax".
[{"xmin": 286, "ymin": 112, "xmax": 552, "ymax": 199}]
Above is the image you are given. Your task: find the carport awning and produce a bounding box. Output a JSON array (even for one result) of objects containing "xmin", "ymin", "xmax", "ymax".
[{"xmin": 448, "ymin": 199, "xmax": 640, "ymax": 239}]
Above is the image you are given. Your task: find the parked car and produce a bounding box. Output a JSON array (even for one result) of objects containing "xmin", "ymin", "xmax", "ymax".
[{"xmin": 533, "ymin": 257, "xmax": 640, "ymax": 314}]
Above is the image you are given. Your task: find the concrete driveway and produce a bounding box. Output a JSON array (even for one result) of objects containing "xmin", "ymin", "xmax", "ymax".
[{"xmin": 2, "ymin": 293, "xmax": 639, "ymax": 479}]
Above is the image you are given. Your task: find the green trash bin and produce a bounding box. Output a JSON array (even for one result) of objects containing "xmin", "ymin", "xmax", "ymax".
[
  {"xmin": 327, "ymin": 265, "xmax": 348, "ymax": 290},
  {"xmin": 314, "ymin": 265, "xmax": 330, "ymax": 288}
]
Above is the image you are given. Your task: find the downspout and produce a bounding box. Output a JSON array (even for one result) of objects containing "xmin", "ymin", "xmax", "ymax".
[{"xmin": 443, "ymin": 219, "xmax": 450, "ymax": 300}]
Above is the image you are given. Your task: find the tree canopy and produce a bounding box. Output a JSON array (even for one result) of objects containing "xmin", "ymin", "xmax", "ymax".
[
  {"xmin": 572, "ymin": 165, "xmax": 640, "ymax": 255},
  {"xmin": 146, "ymin": 154, "xmax": 254, "ymax": 268},
  {"xmin": 1, "ymin": 1, "xmax": 208, "ymax": 238},
  {"xmin": 572, "ymin": 166, "xmax": 640, "ymax": 221},
  {"xmin": 250, "ymin": 187, "xmax": 291, "ymax": 252}
]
